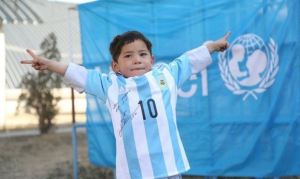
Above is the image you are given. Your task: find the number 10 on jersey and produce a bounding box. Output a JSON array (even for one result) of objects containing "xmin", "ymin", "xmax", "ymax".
[{"xmin": 138, "ymin": 98, "xmax": 158, "ymax": 120}]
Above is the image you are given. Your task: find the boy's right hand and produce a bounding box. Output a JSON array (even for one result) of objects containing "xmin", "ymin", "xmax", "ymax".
[
  {"xmin": 21, "ymin": 49, "xmax": 68, "ymax": 76},
  {"xmin": 21, "ymin": 49, "xmax": 49, "ymax": 71}
]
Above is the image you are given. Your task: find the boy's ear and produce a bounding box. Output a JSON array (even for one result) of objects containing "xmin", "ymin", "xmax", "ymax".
[
  {"xmin": 111, "ymin": 61, "xmax": 119, "ymax": 72},
  {"xmin": 151, "ymin": 55, "xmax": 155, "ymax": 65}
]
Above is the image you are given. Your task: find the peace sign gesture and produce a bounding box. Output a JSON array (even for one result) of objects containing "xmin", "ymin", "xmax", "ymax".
[
  {"xmin": 215, "ymin": 32, "xmax": 231, "ymax": 52},
  {"xmin": 21, "ymin": 49, "xmax": 49, "ymax": 71},
  {"xmin": 206, "ymin": 32, "xmax": 231, "ymax": 53},
  {"xmin": 20, "ymin": 49, "xmax": 67, "ymax": 75}
]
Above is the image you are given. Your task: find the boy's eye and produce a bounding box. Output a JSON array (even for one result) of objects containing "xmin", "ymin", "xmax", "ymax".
[
  {"xmin": 140, "ymin": 53, "xmax": 148, "ymax": 56},
  {"xmin": 124, "ymin": 54, "xmax": 131, "ymax": 58}
]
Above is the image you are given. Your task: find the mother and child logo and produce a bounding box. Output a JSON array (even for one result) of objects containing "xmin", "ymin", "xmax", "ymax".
[{"xmin": 219, "ymin": 34, "xmax": 279, "ymax": 101}]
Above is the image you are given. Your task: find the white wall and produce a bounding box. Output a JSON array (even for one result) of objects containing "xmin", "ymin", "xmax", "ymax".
[
  {"xmin": 0, "ymin": 32, "xmax": 5, "ymax": 129},
  {"xmin": 4, "ymin": 88, "xmax": 86, "ymax": 130}
]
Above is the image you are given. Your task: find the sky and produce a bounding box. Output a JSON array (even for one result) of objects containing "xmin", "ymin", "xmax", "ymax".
[{"xmin": 48, "ymin": 0, "xmax": 95, "ymax": 4}]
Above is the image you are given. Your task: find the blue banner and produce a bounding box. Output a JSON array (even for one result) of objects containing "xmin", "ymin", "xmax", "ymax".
[{"xmin": 78, "ymin": 0, "xmax": 300, "ymax": 176}]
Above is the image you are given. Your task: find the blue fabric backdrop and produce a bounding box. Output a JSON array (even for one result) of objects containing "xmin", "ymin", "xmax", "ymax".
[{"xmin": 78, "ymin": 0, "xmax": 300, "ymax": 176}]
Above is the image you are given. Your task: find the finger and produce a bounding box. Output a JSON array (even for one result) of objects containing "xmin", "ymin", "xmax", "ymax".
[
  {"xmin": 33, "ymin": 64, "xmax": 41, "ymax": 70},
  {"xmin": 223, "ymin": 31, "xmax": 231, "ymax": 40},
  {"xmin": 26, "ymin": 49, "xmax": 38, "ymax": 59},
  {"xmin": 40, "ymin": 66, "xmax": 48, "ymax": 70},
  {"xmin": 20, "ymin": 60, "xmax": 34, "ymax": 64},
  {"xmin": 34, "ymin": 66, "xmax": 40, "ymax": 70},
  {"xmin": 220, "ymin": 43, "xmax": 229, "ymax": 52}
]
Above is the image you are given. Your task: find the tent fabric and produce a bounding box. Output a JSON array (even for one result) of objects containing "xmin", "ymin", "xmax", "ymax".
[{"xmin": 78, "ymin": 0, "xmax": 300, "ymax": 176}]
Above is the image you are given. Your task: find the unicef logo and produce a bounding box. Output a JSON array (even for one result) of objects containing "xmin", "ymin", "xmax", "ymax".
[{"xmin": 218, "ymin": 34, "xmax": 279, "ymax": 100}]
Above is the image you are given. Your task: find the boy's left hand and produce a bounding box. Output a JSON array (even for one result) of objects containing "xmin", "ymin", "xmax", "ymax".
[{"xmin": 206, "ymin": 32, "xmax": 231, "ymax": 53}]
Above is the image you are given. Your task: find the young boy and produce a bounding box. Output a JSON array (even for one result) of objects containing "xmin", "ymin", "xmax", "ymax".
[{"xmin": 21, "ymin": 31, "xmax": 230, "ymax": 179}]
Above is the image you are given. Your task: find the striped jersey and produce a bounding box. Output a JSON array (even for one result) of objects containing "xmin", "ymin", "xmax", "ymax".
[{"xmin": 64, "ymin": 45, "xmax": 212, "ymax": 179}]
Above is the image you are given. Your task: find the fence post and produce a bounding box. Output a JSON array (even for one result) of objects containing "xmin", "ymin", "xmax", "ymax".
[{"xmin": 72, "ymin": 124, "xmax": 79, "ymax": 179}]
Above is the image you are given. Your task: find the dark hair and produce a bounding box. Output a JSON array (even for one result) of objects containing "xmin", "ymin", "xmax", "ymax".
[{"xmin": 109, "ymin": 31, "xmax": 152, "ymax": 62}]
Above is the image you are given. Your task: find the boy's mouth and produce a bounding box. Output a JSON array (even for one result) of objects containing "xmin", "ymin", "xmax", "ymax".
[{"xmin": 130, "ymin": 68, "xmax": 145, "ymax": 71}]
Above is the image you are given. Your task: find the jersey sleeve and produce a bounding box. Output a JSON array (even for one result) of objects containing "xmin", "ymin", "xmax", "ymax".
[
  {"xmin": 63, "ymin": 63, "xmax": 110, "ymax": 101},
  {"xmin": 168, "ymin": 45, "xmax": 212, "ymax": 87},
  {"xmin": 63, "ymin": 63, "xmax": 87, "ymax": 93},
  {"xmin": 85, "ymin": 70, "xmax": 110, "ymax": 101}
]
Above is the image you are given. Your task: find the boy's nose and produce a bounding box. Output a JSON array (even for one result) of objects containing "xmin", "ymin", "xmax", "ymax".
[{"xmin": 133, "ymin": 56, "xmax": 142, "ymax": 64}]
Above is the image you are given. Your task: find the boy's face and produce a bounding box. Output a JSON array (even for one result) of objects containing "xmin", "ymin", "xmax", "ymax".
[{"xmin": 112, "ymin": 39, "xmax": 154, "ymax": 78}]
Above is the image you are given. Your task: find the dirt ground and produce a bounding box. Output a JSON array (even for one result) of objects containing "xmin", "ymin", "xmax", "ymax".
[
  {"xmin": 0, "ymin": 130, "xmax": 299, "ymax": 179},
  {"xmin": 0, "ymin": 130, "xmax": 200, "ymax": 179},
  {"xmin": 0, "ymin": 131, "xmax": 113, "ymax": 179}
]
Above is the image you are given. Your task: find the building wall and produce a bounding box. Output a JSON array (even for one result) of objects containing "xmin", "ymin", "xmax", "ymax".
[
  {"xmin": 4, "ymin": 1, "xmax": 82, "ymax": 89},
  {"xmin": 2, "ymin": 88, "xmax": 87, "ymax": 131},
  {"xmin": 1, "ymin": 1, "xmax": 86, "ymax": 131},
  {"xmin": 0, "ymin": 32, "xmax": 5, "ymax": 128}
]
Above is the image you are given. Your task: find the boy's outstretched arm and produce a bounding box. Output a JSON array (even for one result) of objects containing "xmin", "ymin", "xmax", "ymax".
[
  {"xmin": 206, "ymin": 32, "xmax": 231, "ymax": 53},
  {"xmin": 21, "ymin": 49, "xmax": 88, "ymax": 93},
  {"xmin": 21, "ymin": 49, "xmax": 68, "ymax": 76}
]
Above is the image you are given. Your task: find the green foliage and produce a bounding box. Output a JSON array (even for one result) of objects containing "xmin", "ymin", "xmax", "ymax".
[{"xmin": 17, "ymin": 32, "xmax": 62, "ymax": 134}]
